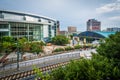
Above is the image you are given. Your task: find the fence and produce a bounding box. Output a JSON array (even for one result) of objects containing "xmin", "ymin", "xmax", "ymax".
[{"xmin": 0, "ymin": 51, "xmax": 80, "ymax": 74}]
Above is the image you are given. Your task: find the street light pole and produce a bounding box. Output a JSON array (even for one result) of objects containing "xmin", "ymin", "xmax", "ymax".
[
  {"xmin": 16, "ymin": 39, "xmax": 20, "ymax": 70},
  {"xmin": 17, "ymin": 50, "xmax": 19, "ymax": 70}
]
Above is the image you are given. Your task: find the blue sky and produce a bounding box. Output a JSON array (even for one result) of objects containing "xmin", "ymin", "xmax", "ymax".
[{"xmin": 0, "ymin": 0, "xmax": 120, "ymax": 31}]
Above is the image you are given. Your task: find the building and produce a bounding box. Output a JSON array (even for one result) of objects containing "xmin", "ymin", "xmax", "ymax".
[
  {"xmin": 107, "ymin": 27, "xmax": 120, "ymax": 32},
  {"xmin": 78, "ymin": 31, "xmax": 115, "ymax": 42},
  {"xmin": 59, "ymin": 31, "xmax": 68, "ymax": 36},
  {"xmin": 68, "ymin": 26, "xmax": 77, "ymax": 33},
  {"xmin": 0, "ymin": 10, "xmax": 59, "ymax": 41},
  {"xmin": 87, "ymin": 19, "xmax": 101, "ymax": 31},
  {"xmin": 56, "ymin": 21, "xmax": 60, "ymax": 35}
]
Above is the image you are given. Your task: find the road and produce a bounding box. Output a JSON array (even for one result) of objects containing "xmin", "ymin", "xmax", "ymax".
[{"xmin": 0, "ymin": 49, "xmax": 96, "ymax": 77}]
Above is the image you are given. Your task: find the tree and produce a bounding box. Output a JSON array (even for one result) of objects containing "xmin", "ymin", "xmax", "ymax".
[
  {"xmin": 69, "ymin": 34, "xmax": 73, "ymax": 40},
  {"xmin": 30, "ymin": 41, "xmax": 45, "ymax": 55},
  {"xmin": 1, "ymin": 36, "xmax": 15, "ymax": 43},
  {"xmin": 97, "ymin": 32, "xmax": 120, "ymax": 67},
  {"xmin": 50, "ymin": 54, "xmax": 120, "ymax": 80},
  {"xmin": 52, "ymin": 35, "xmax": 69, "ymax": 45},
  {"xmin": 2, "ymin": 42, "xmax": 13, "ymax": 54},
  {"xmin": 1, "ymin": 36, "xmax": 15, "ymax": 55},
  {"xmin": 16, "ymin": 37, "xmax": 27, "ymax": 59},
  {"xmin": 33, "ymin": 65, "xmax": 50, "ymax": 80}
]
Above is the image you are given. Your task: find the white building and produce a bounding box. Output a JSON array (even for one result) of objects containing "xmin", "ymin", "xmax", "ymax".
[{"xmin": 0, "ymin": 10, "xmax": 59, "ymax": 41}]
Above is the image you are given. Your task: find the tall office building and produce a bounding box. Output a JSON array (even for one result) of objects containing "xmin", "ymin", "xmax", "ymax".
[
  {"xmin": 87, "ymin": 19, "xmax": 101, "ymax": 31},
  {"xmin": 0, "ymin": 10, "xmax": 59, "ymax": 41},
  {"xmin": 68, "ymin": 26, "xmax": 77, "ymax": 33}
]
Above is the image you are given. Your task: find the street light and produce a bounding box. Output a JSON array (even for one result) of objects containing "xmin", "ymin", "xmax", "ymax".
[
  {"xmin": 16, "ymin": 38, "xmax": 20, "ymax": 70},
  {"xmin": 17, "ymin": 50, "xmax": 19, "ymax": 70}
]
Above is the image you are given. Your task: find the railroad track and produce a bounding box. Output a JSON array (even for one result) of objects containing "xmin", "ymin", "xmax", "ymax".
[{"xmin": 0, "ymin": 62, "xmax": 69, "ymax": 80}]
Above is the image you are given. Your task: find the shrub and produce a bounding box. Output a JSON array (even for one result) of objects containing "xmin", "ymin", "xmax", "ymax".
[
  {"xmin": 53, "ymin": 48, "xmax": 64, "ymax": 52},
  {"xmin": 50, "ymin": 54, "xmax": 120, "ymax": 80},
  {"xmin": 52, "ymin": 35, "xmax": 69, "ymax": 45},
  {"xmin": 74, "ymin": 45, "xmax": 82, "ymax": 49},
  {"xmin": 65, "ymin": 46, "xmax": 74, "ymax": 51}
]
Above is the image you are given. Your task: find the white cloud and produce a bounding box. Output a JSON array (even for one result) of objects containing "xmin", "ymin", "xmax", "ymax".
[
  {"xmin": 96, "ymin": 1, "xmax": 120, "ymax": 13},
  {"xmin": 109, "ymin": 16, "xmax": 120, "ymax": 21}
]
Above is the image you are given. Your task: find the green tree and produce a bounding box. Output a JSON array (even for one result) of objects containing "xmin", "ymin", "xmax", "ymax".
[
  {"xmin": 33, "ymin": 65, "xmax": 50, "ymax": 80},
  {"xmin": 97, "ymin": 32, "xmax": 120, "ymax": 67},
  {"xmin": 50, "ymin": 54, "xmax": 120, "ymax": 80},
  {"xmin": 2, "ymin": 42, "xmax": 13, "ymax": 54},
  {"xmin": 16, "ymin": 37, "xmax": 27, "ymax": 59},
  {"xmin": 30, "ymin": 41, "xmax": 45, "ymax": 55},
  {"xmin": 1, "ymin": 36, "xmax": 15, "ymax": 43},
  {"xmin": 69, "ymin": 34, "xmax": 73, "ymax": 40},
  {"xmin": 1, "ymin": 36, "xmax": 15, "ymax": 54},
  {"xmin": 52, "ymin": 35, "xmax": 69, "ymax": 45}
]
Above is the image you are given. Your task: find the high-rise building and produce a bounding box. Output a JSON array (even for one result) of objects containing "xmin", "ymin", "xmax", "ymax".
[
  {"xmin": 68, "ymin": 26, "xmax": 77, "ymax": 33},
  {"xmin": 87, "ymin": 19, "xmax": 101, "ymax": 31},
  {"xmin": 107, "ymin": 27, "xmax": 120, "ymax": 32},
  {"xmin": 0, "ymin": 10, "xmax": 59, "ymax": 41}
]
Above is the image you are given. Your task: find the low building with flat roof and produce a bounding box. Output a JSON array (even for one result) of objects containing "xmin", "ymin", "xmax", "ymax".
[{"xmin": 78, "ymin": 31, "xmax": 115, "ymax": 42}]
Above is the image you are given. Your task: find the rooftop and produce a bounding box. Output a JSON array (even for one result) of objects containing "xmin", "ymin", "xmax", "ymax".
[{"xmin": 94, "ymin": 31, "xmax": 115, "ymax": 38}]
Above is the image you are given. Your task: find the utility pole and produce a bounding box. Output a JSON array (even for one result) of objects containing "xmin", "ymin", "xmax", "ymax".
[{"xmin": 16, "ymin": 38, "xmax": 20, "ymax": 70}]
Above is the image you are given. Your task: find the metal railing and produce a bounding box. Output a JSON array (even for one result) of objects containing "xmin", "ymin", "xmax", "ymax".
[{"xmin": 0, "ymin": 51, "xmax": 80, "ymax": 77}]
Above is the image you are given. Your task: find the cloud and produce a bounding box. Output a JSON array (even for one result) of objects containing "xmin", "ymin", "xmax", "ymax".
[
  {"xmin": 96, "ymin": 1, "xmax": 120, "ymax": 14},
  {"xmin": 109, "ymin": 16, "xmax": 120, "ymax": 21}
]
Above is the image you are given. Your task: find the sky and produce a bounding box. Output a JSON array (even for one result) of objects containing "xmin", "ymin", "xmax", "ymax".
[{"xmin": 0, "ymin": 0, "xmax": 120, "ymax": 31}]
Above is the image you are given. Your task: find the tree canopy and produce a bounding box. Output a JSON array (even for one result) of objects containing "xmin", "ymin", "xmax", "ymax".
[
  {"xmin": 52, "ymin": 35, "xmax": 69, "ymax": 45},
  {"xmin": 97, "ymin": 32, "xmax": 120, "ymax": 67},
  {"xmin": 0, "ymin": 36, "xmax": 15, "ymax": 54},
  {"xmin": 50, "ymin": 54, "xmax": 120, "ymax": 80}
]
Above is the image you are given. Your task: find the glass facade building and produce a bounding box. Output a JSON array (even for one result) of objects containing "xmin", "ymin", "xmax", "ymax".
[{"xmin": 0, "ymin": 10, "xmax": 59, "ymax": 41}]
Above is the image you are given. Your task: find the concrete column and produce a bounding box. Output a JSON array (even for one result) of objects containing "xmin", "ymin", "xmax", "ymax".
[
  {"xmin": 8, "ymin": 24, "xmax": 11, "ymax": 36},
  {"xmin": 27, "ymin": 24, "xmax": 29, "ymax": 41}
]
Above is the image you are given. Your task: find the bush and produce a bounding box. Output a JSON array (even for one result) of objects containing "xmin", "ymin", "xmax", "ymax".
[
  {"xmin": 29, "ymin": 41, "xmax": 45, "ymax": 54},
  {"xmin": 65, "ymin": 46, "xmax": 74, "ymax": 51},
  {"xmin": 74, "ymin": 45, "xmax": 82, "ymax": 49},
  {"xmin": 50, "ymin": 54, "xmax": 120, "ymax": 80},
  {"xmin": 52, "ymin": 35, "xmax": 69, "ymax": 45},
  {"xmin": 53, "ymin": 48, "xmax": 64, "ymax": 52}
]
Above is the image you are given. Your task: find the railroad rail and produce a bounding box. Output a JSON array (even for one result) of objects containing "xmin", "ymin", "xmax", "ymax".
[{"xmin": 0, "ymin": 62, "xmax": 69, "ymax": 80}]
